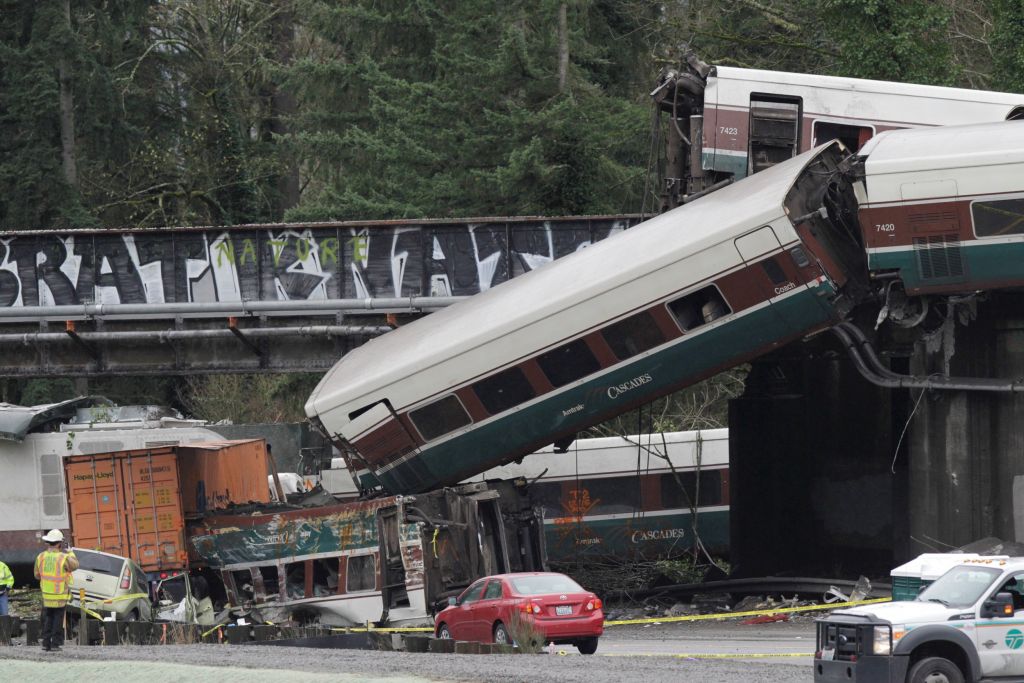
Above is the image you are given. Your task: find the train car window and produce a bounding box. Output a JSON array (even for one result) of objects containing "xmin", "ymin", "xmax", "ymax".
[
  {"xmin": 528, "ymin": 481, "xmax": 566, "ymax": 512},
  {"xmin": 574, "ymin": 476, "xmax": 640, "ymax": 514},
  {"xmin": 761, "ymin": 258, "xmax": 787, "ymax": 285},
  {"xmin": 409, "ymin": 394, "xmax": 472, "ymax": 441},
  {"xmin": 659, "ymin": 470, "xmax": 723, "ymax": 509},
  {"xmin": 812, "ymin": 121, "xmax": 874, "ymax": 152},
  {"xmin": 347, "ymin": 554, "xmax": 376, "ymax": 593},
  {"xmin": 473, "ymin": 366, "xmax": 536, "ymax": 415},
  {"xmin": 284, "ymin": 562, "xmax": 306, "ymax": 598},
  {"xmin": 972, "ymin": 198, "xmax": 1024, "ymax": 237},
  {"xmin": 789, "ymin": 246, "xmax": 810, "ymax": 268},
  {"xmin": 667, "ymin": 286, "xmax": 732, "ymax": 331},
  {"xmin": 537, "ymin": 339, "xmax": 601, "ymax": 387},
  {"xmin": 601, "ymin": 312, "xmax": 667, "ymax": 361}
]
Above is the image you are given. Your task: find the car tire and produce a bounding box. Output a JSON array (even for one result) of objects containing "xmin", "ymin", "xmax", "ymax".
[
  {"xmin": 493, "ymin": 622, "xmax": 511, "ymax": 645},
  {"xmin": 907, "ymin": 656, "xmax": 964, "ymax": 683},
  {"xmin": 124, "ymin": 610, "xmax": 139, "ymax": 623},
  {"xmin": 437, "ymin": 623, "xmax": 452, "ymax": 639},
  {"xmin": 577, "ymin": 637, "xmax": 598, "ymax": 655}
]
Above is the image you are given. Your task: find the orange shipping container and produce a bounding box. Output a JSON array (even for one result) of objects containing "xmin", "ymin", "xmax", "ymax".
[
  {"xmin": 65, "ymin": 447, "xmax": 186, "ymax": 572},
  {"xmin": 65, "ymin": 439, "xmax": 273, "ymax": 573},
  {"xmin": 177, "ymin": 439, "xmax": 271, "ymax": 515}
]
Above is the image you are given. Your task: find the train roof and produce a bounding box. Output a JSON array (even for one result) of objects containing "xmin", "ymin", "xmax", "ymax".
[
  {"xmin": 859, "ymin": 120, "xmax": 1024, "ymax": 176},
  {"xmin": 306, "ymin": 145, "xmax": 832, "ymax": 420},
  {"xmin": 714, "ymin": 66, "xmax": 1024, "ymax": 108}
]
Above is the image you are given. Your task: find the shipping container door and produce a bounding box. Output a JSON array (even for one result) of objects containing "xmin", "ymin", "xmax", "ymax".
[
  {"xmin": 119, "ymin": 450, "xmax": 187, "ymax": 572},
  {"xmin": 64, "ymin": 455, "xmax": 130, "ymax": 558}
]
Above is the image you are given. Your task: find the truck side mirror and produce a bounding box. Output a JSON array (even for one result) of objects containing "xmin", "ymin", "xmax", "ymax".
[
  {"xmin": 448, "ymin": 597, "xmax": 457, "ymax": 607},
  {"xmin": 982, "ymin": 592, "xmax": 1014, "ymax": 618}
]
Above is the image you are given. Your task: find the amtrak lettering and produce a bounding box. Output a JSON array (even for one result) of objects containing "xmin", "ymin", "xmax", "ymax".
[
  {"xmin": 631, "ymin": 528, "xmax": 686, "ymax": 543},
  {"xmin": 606, "ymin": 373, "xmax": 653, "ymax": 399},
  {"xmin": 0, "ymin": 219, "xmax": 635, "ymax": 307}
]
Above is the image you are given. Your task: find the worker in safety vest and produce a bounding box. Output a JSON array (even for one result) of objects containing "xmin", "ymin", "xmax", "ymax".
[
  {"xmin": 0, "ymin": 558, "xmax": 13, "ymax": 615},
  {"xmin": 34, "ymin": 529, "xmax": 78, "ymax": 652}
]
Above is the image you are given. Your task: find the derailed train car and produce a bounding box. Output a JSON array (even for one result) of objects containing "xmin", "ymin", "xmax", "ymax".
[
  {"xmin": 652, "ymin": 52, "xmax": 1024, "ymax": 208},
  {"xmin": 306, "ymin": 120, "xmax": 1024, "ymax": 497},
  {"xmin": 188, "ymin": 479, "xmax": 545, "ymax": 624},
  {"xmin": 305, "ymin": 139, "xmax": 866, "ymax": 494}
]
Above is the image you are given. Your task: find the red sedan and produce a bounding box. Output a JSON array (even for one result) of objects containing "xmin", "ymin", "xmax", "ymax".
[{"xmin": 434, "ymin": 572, "xmax": 604, "ymax": 654}]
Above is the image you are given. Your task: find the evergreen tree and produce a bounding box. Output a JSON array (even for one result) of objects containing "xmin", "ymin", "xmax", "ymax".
[{"xmin": 992, "ymin": 0, "xmax": 1024, "ymax": 94}]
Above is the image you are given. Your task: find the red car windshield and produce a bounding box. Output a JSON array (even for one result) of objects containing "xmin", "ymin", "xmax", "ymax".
[{"xmin": 510, "ymin": 575, "xmax": 584, "ymax": 595}]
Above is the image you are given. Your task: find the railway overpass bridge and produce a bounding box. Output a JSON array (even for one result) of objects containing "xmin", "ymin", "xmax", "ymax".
[{"xmin": 0, "ymin": 215, "xmax": 639, "ymax": 376}]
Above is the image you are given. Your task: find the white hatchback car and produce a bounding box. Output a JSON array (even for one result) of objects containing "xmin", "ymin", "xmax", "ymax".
[{"xmin": 68, "ymin": 547, "xmax": 152, "ymax": 621}]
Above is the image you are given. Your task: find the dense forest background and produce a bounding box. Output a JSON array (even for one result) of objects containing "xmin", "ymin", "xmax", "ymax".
[{"xmin": 2, "ymin": 0, "xmax": 1023, "ymax": 423}]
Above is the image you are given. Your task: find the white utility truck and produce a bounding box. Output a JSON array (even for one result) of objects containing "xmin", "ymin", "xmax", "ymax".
[{"xmin": 816, "ymin": 557, "xmax": 1024, "ymax": 682}]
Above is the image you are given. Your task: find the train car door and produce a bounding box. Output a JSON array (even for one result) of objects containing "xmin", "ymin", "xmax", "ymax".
[
  {"xmin": 734, "ymin": 226, "xmax": 832, "ymax": 338},
  {"xmin": 340, "ymin": 402, "xmax": 423, "ymax": 492}
]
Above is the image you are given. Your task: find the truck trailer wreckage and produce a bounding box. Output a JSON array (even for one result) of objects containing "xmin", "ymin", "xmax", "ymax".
[{"xmin": 63, "ymin": 441, "xmax": 545, "ymax": 627}]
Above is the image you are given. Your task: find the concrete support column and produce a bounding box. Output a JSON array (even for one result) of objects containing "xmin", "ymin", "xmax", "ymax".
[{"xmin": 907, "ymin": 293, "xmax": 1024, "ymax": 552}]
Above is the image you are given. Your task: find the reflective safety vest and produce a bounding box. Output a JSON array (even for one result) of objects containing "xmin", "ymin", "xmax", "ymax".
[
  {"xmin": 0, "ymin": 560, "xmax": 13, "ymax": 590},
  {"xmin": 35, "ymin": 550, "xmax": 73, "ymax": 607}
]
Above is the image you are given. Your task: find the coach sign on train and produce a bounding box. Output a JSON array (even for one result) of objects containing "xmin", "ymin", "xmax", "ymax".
[{"xmin": 306, "ymin": 121, "xmax": 1024, "ymax": 496}]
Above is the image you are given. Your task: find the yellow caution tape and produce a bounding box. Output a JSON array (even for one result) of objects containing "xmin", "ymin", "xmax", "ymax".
[
  {"xmin": 603, "ymin": 597, "xmax": 891, "ymax": 626},
  {"xmin": 601, "ymin": 652, "xmax": 812, "ymax": 659},
  {"xmin": 187, "ymin": 597, "xmax": 893, "ymax": 640}
]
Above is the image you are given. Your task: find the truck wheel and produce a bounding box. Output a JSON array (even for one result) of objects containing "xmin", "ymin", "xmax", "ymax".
[{"xmin": 907, "ymin": 656, "xmax": 964, "ymax": 683}]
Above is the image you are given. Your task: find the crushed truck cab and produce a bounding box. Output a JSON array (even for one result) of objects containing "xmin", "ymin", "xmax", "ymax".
[{"xmin": 815, "ymin": 557, "xmax": 1024, "ymax": 683}]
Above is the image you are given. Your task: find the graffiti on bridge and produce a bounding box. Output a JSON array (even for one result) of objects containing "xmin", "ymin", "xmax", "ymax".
[{"xmin": 0, "ymin": 219, "xmax": 635, "ymax": 307}]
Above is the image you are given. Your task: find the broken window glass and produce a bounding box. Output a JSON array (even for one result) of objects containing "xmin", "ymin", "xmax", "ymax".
[
  {"xmin": 232, "ymin": 569, "xmax": 255, "ymax": 603},
  {"xmin": 313, "ymin": 559, "xmax": 339, "ymax": 596},
  {"xmin": 257, "ymin": 566, "xmax": 280, "ymax": 599},
  {"xmin": 347, "ymin": 554, "xmax": 376, "ymax": 593},
  {"xmin": 667, "ymin": 286, "xmax": 731, "ymax": 331},
  {"xmin": 284, "ymin": 562, "xmax": 306, "ymax": 599}
]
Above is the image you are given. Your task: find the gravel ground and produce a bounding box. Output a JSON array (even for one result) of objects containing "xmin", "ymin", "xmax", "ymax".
[
  {"xmin": 0, "ymin": 643, "xmax": 810, "ymax": 683},
  {"xmin": 0, "ymin": 620, "xmax": 815, "ymax": 683}
]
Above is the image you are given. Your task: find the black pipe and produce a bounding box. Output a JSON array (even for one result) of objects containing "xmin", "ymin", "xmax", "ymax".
[{"xmin": 831, "ymin": 322, "xmax": 1024, "ymax": 392}]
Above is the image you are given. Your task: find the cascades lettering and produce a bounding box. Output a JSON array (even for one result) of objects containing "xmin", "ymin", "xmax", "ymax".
[
  {"xmin": 630, "ymin": 528, "xmax": 686, "ymax": 543},
  {"xmin": 606, "ymin": 373, "xmax": 653, "ymax": 399}
]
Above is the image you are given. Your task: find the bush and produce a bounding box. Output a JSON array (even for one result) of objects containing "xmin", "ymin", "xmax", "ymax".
[{"xmin": 507, "ymin": 608, "xmax": 545, "ymax": 654}]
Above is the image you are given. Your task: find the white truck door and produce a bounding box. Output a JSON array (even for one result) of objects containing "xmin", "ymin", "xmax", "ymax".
[{"xmin": 977, "ymin": 570, "xmax": 1024, "ymax": 676}]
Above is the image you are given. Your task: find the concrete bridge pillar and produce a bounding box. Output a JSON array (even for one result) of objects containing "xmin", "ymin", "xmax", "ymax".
[{"xmin": 907, "ymin": 294, "xmax": 1024, "ymax": 551}]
